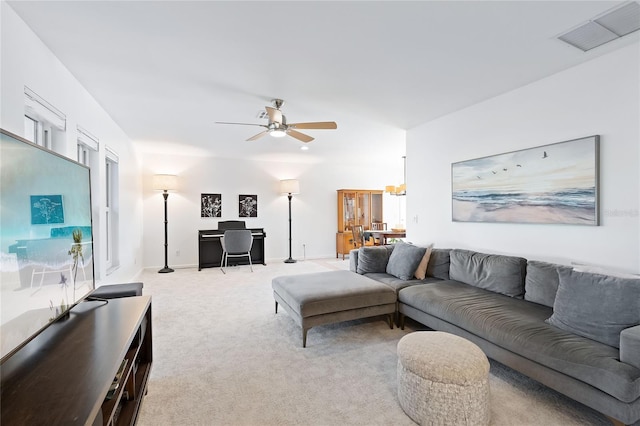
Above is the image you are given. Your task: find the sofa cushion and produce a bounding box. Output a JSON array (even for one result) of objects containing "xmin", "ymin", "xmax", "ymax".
[
  {"xmin": 363, "ymin": 272, "xmax": 437, "ymax": 293},
  {"xmin": 414, "ymin": 244, "xmax": 434, "ymax": 280},
  {"xmin": 426, "ymin": 248, "xmax": 451, "ymax": 280},
  {"xmin": 386, "ymin": 242, "xmax": 426, "ymax": 281},
  {"xmin": 449, "ymin": 249, "xmax": 526, "ymax": 298},
  {"xmin": 356, "ymin": 246, "xmax": 393, "ymax": 274},
  {"xmin": 547, "ymin": 269, "xmax": 640, "ymax": 348},
  {"xmin": 399, "ymin": 282, "xmax": 640, "ymax": 403},
  {"xmin": 524, "ymin": 260, "xmax": 572, "ymax": 308}
]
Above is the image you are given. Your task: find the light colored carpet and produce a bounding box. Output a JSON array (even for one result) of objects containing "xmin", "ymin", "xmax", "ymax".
[{"xmin": 136, "ymin": 259, "xmax": 610, "ymax": 426}]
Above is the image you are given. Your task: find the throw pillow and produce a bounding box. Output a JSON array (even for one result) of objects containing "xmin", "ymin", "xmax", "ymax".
[
  {"xmin": 414, "ymin": 243, "xmax": 434, "ymax": 280},
  {"xmin": 356, "ymin": 246, "xmax": 393, "ymax": 274},
  {"xmin": 546, "ymin": 269, "xmax": 640, "ymax": 348},
  {"xmin": 524, "ymin": 260, "xmax": 572, "ymax": 308},
  {"xmin": 386, "ymin": 241, "xmax": 426, "ymax": 281}
]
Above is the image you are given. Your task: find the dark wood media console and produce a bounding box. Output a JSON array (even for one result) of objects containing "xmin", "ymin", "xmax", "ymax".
[{"xmin": 1, "ymin": 296, "xmax": 152, "ymax": 425}]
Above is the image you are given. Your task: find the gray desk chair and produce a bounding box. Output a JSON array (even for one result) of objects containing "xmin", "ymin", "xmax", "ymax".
[{"xmin": 220, "ymin": 229, "xmax": 254, "ymax": 274}]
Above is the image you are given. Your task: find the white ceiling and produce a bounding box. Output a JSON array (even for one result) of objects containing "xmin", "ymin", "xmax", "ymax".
[{"xmin": 7, "ymin": 1, "xmax": 638, "ymax": 164}]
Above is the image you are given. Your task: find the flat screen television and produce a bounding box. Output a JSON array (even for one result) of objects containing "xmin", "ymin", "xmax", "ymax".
[{"xmin": 0, "ymin": 128, "xmax": 95, "ymax": 363}]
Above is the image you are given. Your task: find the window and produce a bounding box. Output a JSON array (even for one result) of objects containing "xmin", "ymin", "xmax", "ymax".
[
  {"xmin": 78, "ymin": 144, "xmax": 90, "ymax": 166},
  {"xmin": 105, "ymin": 147, "xmax": 119, "ymax": 272},
  {"xmin": 76, "ymin": 126, "xmax": 100, "ymax": 276},
  {"xmin": 24, "ymin": 87, "xmax": 66, "ymax": 152},
  {"xmin": 24, "ymin": 115, "xmax": 37, "ymax": 143}
]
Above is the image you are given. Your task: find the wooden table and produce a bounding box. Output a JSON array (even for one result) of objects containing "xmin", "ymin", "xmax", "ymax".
[{"xmin": 365, "ymin": 230, "xmax": 406, "ymax": 245}]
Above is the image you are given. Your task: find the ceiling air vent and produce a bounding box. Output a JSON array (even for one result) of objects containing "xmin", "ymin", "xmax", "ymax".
[{"xmin": 557, "ymin": 1, "xmax": 640, "ymax": 51}]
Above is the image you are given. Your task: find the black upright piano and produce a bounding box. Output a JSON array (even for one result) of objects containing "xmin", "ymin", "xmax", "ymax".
[{"xmin": 198, "ymin": 221, "xmax": 266, "ymax": 270}]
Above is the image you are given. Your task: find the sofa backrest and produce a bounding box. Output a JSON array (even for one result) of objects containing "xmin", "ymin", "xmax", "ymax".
[
  {"xmin": 426, "ymin": 249, "xmax": 451, "ymax": 280},
  {"xmin": 449, "ymin": 249, "xmax": 527, "ymax": 298},
  {"xmin": 524, "ymin": 260, "xmax": 572, "ymax": 308},
  {"xmin": 353, "ymin": 245, "xmax": 395, "ymax": 274}
]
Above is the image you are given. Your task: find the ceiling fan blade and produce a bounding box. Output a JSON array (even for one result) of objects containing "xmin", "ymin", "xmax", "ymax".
[
  {"xmin": 287, "ymin": 129, "xmax": 314, "ymax": 143},
  {"xmin": 265, "ymin": 107, "xmax": 283, "ymax": 124},
  {"xmin": 216, "ymin": 121, "xmax": 268, "ymax": 128},
  {"xmin": 288, "ymin": 121, "xmax": 337, "ymax": 130},
  {"xmin": 246, "ymin": 131, "xmax": 269, "ymax": 141}
]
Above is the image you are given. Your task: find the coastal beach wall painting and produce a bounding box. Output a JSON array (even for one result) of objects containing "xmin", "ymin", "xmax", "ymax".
[{"xmin": 452, "ymin": 136, "xmax": 599, "ymax": 225}]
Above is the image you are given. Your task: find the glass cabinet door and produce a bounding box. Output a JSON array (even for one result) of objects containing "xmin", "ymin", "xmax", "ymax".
[
  {"xmin": 371, "ymin": 192, "xmax": 383, "ymax": 224},
  {"xmin": 357, "ymin": 192, "xmax": 370, "ymax": 229},
  {"xmin": 337, "ymin": 189, "xmax": 383, "ymax": 234},
  {"xmin": 343, "ymin": 191, "xmax": 356, "ymax": 231}
]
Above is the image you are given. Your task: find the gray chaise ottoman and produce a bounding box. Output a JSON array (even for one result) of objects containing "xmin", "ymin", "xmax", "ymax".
[{"xmin": 272, "ymin": 270, "xmax": 396, "ymax": 347}]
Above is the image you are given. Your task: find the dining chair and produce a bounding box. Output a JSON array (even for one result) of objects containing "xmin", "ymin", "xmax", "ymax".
[
  {"xmin": 370, "ymin": 222, "xmax": 387, "ymax": 245},
  {"xmin": 351, "ymin": 225, "xmax": 365, "ymax": 249},
  {"xmin": 220, "ymin": 229, "xmax": 254, "ymax": 273}
]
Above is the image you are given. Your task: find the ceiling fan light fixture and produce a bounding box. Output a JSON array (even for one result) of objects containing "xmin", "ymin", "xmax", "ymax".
[{"xmin": 216, "ymin": 98, "xmax": 337, "ymax": 142}]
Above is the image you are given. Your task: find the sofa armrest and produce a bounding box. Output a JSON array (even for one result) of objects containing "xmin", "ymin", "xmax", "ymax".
[
  {"xmin": 620, "ymin": 324, "xmax": 640, "ymax": 369},
  {"xmin": 349, "ymin": 249, "xmax": 359, "ymax": 272}
]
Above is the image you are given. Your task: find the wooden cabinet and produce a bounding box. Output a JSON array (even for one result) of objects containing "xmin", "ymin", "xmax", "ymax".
[
  {"xmin": 1, "ymin": 296, "xmax": 153, "ymax": 426},
  {"xmin": 336, "ymin": 189, "xmax": 383, "ymax": 258}
]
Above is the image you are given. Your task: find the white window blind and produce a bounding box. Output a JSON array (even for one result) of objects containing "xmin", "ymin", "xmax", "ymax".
[
  {"xmin": 24, "ymin": 86, "xmax": 66, "ymax": 131},
  {"xmin": 77, "ymin": 126, "xmax": 99, "ymax": 151}
]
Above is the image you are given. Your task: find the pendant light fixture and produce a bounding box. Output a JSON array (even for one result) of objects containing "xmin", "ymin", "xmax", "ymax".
[{"xmin": 385, "ymin": 156, "xmax": 407, "ymax": 196}]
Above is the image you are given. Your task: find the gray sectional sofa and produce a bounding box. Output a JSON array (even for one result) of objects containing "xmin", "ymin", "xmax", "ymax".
[{"xmin": 349, "ymin": 243, "xmax": 640, "ymax": 425}]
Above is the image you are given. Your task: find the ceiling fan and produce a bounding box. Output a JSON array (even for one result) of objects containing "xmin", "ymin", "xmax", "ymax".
[{"xmin": 216, "ymin": 99, "xmax": 337, "ymax": 143}]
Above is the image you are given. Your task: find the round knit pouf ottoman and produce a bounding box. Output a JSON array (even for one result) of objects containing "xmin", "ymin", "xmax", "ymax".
[{"xmin": 397, "ymin": 331, "xmax": 490, "ymax": 426}]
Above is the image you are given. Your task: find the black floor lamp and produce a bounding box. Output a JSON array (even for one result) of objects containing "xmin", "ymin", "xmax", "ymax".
[
  {"xmin": 153, "ymin": 174, "xmax": 178, "ymax": 273},
  {"xmin": 280, "ymin": 179, "xmax": 300, "ymax": 264}
]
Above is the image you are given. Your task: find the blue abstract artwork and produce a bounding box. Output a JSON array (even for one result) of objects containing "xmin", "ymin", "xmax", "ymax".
[{"xmin": 30, "ymin": 195, "xmax": 64, "ymax": 224}]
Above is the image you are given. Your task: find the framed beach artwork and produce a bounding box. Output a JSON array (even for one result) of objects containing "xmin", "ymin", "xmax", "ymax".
[
  {"xmin": 239, "ymin": 194, "xmax": 258, "ymax": 218},
  {"xmin": 201, "ymin": 193, "xmax": 222, "ymax": 218},
  {"xmin": 451, "ymin": 135, "xmax": 599, "ymax": 225}
]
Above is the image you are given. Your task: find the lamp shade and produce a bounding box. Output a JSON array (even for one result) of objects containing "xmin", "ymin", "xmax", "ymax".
[
  {"xmin": 280, "ymin": 179, "xmax": 300, "ymax": 195},
  {"xmin": 153, "ymin": 174, "xmax": 178, "ymax": 191}
]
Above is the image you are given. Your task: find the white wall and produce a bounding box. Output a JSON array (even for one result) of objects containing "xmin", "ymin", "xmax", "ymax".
[
  {"xmin": 406, "ymin": 44, "xmax": 640, "ymax": 274},
  {"xmin": 1, "ymin": 3, "xmax": 144, "ymax": 285},
  {"xmin": 140, "ymin": 153, "xmax": 406, "ymax": 268}
]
